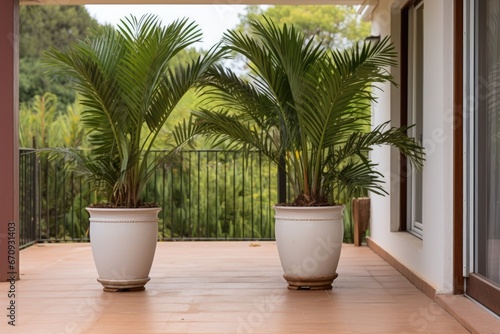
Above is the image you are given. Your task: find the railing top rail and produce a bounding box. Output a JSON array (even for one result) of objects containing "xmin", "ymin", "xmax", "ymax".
[
  {"xmin": 150, "ymin": 149, "xmax": 262, "ymax": 153},
  {"xmin": 19, "ymin": 148, "xmax": 261, "ymax": 153}
]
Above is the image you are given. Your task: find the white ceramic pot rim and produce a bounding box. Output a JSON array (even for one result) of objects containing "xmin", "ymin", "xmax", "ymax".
[
  {"xmin": 273, "ymin": 205, "xmax": 342, "ymax": 209},
  {"xmin": 86, "ymin": 207, "xmax": 161, "ymax": 212}
]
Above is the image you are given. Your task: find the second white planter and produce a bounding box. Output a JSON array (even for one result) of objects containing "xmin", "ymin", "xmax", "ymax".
[
  {"xmin": 274, "ymin": 205, "xmax": 344, "ymax": 290},
  {"xmin": 87, "ymin": 207, "xmax": 160, "ymax": 292}
]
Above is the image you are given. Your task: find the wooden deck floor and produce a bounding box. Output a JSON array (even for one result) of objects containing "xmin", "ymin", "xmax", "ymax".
[{"xmin": 0, "ymin": 241, "xmax": 483, "ymax": 333}]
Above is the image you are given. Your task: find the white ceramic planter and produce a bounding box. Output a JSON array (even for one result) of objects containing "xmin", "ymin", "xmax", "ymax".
[
  {"xmin": 274, "ymin": 205, "xmax": 344, "ymax": 290},
  {"xmin": 87, "ymin": 207, "xmax": 160, "ymax": 292}
]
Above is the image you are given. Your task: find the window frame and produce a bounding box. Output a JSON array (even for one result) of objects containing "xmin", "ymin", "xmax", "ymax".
[{"xmin": 401, "ymin": 0, "xmax": 424, "ymax": 238}]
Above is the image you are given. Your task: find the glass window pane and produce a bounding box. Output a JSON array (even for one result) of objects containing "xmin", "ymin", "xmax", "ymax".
[
  {"xmin": 476, "ymin": 0, "xmax": 500, "ymax": 285},
  {"xmin": 406, "ymin": 1, "xmax": 424, "ymax": 237}
]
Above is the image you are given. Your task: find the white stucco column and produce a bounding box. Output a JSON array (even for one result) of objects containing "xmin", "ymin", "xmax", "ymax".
[
  {"xmin": 368, "ymin": 0, "xmax": 455, "ymax": 293},
  {"xmin": 369, "ymin": 0, "xmax": 402, "ymax": 237}
]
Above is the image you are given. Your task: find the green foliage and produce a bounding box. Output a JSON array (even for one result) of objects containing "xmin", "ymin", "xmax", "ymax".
[
  {"xmin": 19, "ymin": 5, "xmax": 100, "ymax": 106},
  {"xmin": 53, "ymin": 99, "xmax": 86, "ymax": 148},
  {"xmin": 30, "ymin": 150, "xmax": 277, "ymax": 241},
  {"xmin": 195, "ymin": 17, "xmax": 425, "ymax": 206},
  {"xmin": 37, "ymin": 155, "xmax": 95, "ymax": 242},
  {"xmin": 19, "ymin": 93, "xmax": 89, "ymax": 242},
  {"xmin": 20, "ymin": 5, "xmax": 99, "ymax": 58},
  {"xmin": 19, "ymin": 92, "xmax": 86, "ymax": 149},
  {"xmin": 144, "ymin": 150, "xmax": 277, "ymax": 240},
  {"xmin": 237, "ymin": 5, "xmax": 371, "ymax": 49},
  {"xmin": 43, "ymin": 14, "xmax": 224, "ymax": 207},
  {"xmin": 19, "ymin": 92, "xmax": 56, "ymax": 148}
]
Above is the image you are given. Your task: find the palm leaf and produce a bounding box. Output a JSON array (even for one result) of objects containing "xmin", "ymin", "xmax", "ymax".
[
  {"xmin": 194, "ymin": 18, "xmax": 425, "ymax": 205},
  {"xmin": 43, "ymin": 14, "xmax": 223, "ymax": 207}
]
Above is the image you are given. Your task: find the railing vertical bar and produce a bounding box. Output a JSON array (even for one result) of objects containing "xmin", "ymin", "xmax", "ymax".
[
  {"xmin": 205, "ymin": 151, "xmax": 209, "ymax": 238},
  {"xmin": 215, "ymin": 151, "xmax": 218, "ymax": 240},
  {"xmin": 29, "ymin": 152, "xmax": 33, "ymax": 244},
  {"xmin": 188, "ymin": 151, "xmax": 192, "ymax": 238},
  {"xmin": 36, "ymin": 152, "xmax": 41, "ymax": 242},
  {"xmin": 23, "ymin": 151, "xmax": 27, "ymax": 246},
  {"xmin": 170, "ymin": 153, "xmax": 175, "ymax": 238},
  {"xmin": 44, "ymin": 156, "xmax": 48, "ymax": 241},
  {"xmin": 268, "ymin": 158, "xmax": 272, "ymax": 238},
  {"xmin": 21, "ymin": 151, "xmax": 25, "ymax": 246},
  {"xmin": 61, "ymin": 162, "xmax": 67, "ymax": 241},
  {"xmin": 154, "ymin": 152, "xmax": 158, "ymax": 206},
  {"xmin": 161, "ymin": 152, "xmax": 166, "ymax": 240},
  {"xmin": 188, "ymin": 152, "xmax": 194, "ymax": 238},
  {"xmin": 179, "ymin": 151, "xmax": 185, "ymax": 238},
  {"xmin": 250, "ymin": 152, "xmax": 254, "ymax": 239},
  {"xmin": 30, "ymin": 152, "xmax": 34, "ymax": 243},
  {"xmin": 258, "ymin": 151, "xmax": 263, "ymax": 238},
  {"xmin": 242, "ymin": 153, "xmax": 246, "ymax": 239},
  {"xmin": 43, "ymin": 155, "xmax": 47, "ymax": 241},
  {"xmin": 233, "ymin": 151, "xmax": 237, "ymax": 239},
  {"xmin": 28, "ymin": 152, "xmax": 32, "ymax": 244},
  {"xmin": 197, "ymin": 151, "xmax": 201, "ymax": 239},
  {"xmin": 70, "ymin": 169, "xmax": 74, "ymax": 240},
  {"xmin": 80, "ymin": 172, "xmax": 85, "ymax": 241},
  {"xmin": 20, "ymin": 151, "xmax": 24, "ymax": 246},
  {"xmin": 223, "ymin": 150, "xmax": 227, "ymax": 240},
  {"xmin": 19, "ymin": 151, "xmax": 24, "ymax": 246},
  {"xmin": 54, "ymin": 159, "xmax": 57, "ymax": 240}
]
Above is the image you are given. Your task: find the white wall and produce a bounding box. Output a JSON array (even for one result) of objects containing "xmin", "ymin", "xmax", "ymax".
[{"xmin": 369, "ymin": 0, "xmax": 455, "ymax": 293}]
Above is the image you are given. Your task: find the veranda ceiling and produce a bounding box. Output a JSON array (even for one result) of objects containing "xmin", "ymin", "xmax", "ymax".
[{"xmin": 21, "ymin": 0, "xmax": 364, "ymax": 5}]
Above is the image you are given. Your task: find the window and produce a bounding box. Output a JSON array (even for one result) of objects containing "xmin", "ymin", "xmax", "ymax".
[
  {"xmin": 465, "ymin": 0, "xmax": 500, "ymax": 316},
  {"xmin": 402, "ymin": 0, "xmax": 424, "ymax": 238},
  {"xmin": 474, "ymin": 0, "xmax": 500, "ymax": 286}
]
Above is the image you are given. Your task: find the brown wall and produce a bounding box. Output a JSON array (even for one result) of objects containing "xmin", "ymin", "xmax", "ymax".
[{"xmin": 0, "ymin": 0, "xmax": 19, "ymax": 281}]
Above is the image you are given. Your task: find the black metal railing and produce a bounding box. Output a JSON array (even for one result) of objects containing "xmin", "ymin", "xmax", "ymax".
[
  {"xmin": 19, "ymin": 149, "xmax": 39, "ymax": 248},
  {"xmin": 145, "ymin": 150, "xmax": 278, "ymax": 240},
  {"xmin": 19, "ymin": 149, "xmax": 279, "ymax": 245}
]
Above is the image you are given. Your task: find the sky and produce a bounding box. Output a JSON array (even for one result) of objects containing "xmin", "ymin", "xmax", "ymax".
[{"xmin": 85, "ymin": 5, "xmax": 249, "ymax": 50}]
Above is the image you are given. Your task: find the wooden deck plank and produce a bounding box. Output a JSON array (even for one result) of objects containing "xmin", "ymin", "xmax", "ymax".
[{"xmin": 0, "ymin": 242, "xmax": 475, "ymax": 333}]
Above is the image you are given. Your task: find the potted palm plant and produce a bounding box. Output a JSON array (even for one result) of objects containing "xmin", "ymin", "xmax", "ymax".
[
  {"xmin": 43, "ymin": 14, "xmax": 222, "ymax": 291},
  {"xmin": 194, "ymin": 18, "xmax": 425, "ymax": 290}
]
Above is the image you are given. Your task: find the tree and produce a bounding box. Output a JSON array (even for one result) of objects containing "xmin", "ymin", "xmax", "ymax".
[
  {"xmin": 237, "ymin": 5, "xmax": 370, "ymax": 49},
  {"xmin": 194, "ymin": 18, "xmax": 424, "ymax": 205},
  {"xmin": 19, "ymin": 93, "xmax": 58, "ymax": 149},
  {"xmin": 19, "ymin": 92, "xmax": 86, "ymax": 149},
  {"xmin": 43, "ymin": 14, "xmax": 223, "ymax": 207},
  {"xmin": 19, "ymin": 5, "xmax": 100, "ymax": 106}
]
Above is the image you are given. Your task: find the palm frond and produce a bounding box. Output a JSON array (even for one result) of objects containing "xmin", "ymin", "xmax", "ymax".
[
  {"xmin": 194, "ymin": 18, "xmax": 425, "ymax": 205},
  {"xmin": 43, "ymin": 14, "xmax": 223, "ymax": 207}
]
